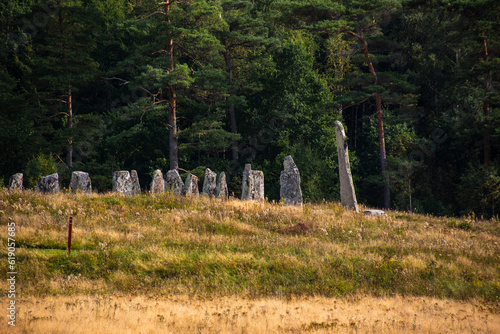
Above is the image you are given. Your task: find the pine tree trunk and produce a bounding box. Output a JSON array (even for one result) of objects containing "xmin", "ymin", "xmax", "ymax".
[
  {"xmin": 347, "ymin": 28, "xmax": 391, "ymax": 209},
  {"xmin": 66, "ymin": 85, "xmax": 73, "ymax": 169},
  {"xmin": 376, "ymin": 93, "xmax": 390, "ymax": 209},
  {"xmin": 483, "ymin": 38, "xmax": 491, "ymax": 170},
  {"xmin": 224, "ymin": 49, "xmax": 239, "ymax": 163},
  {"xmin": 165, "ymin": 1, "xmax": 178, "ymax": 170}
]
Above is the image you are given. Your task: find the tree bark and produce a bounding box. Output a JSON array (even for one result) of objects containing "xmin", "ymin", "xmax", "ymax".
[
  {"xmin": 224, "ymin": 48, "xmax": 239, "ymax": 163},
  {"xmin": 165, "ymin": 1, "xmax": 178, "ymax": 170},
  {"xmin": 347, "ymin": 27, "xmax": 390, "ymax": 209},
  {"xmin": 483, "ymin": 37, "xmax": 491, "ymax": 170},
  {"xmin": 66, "ymin": 85, "xmax": 73, "ymax": 169}
]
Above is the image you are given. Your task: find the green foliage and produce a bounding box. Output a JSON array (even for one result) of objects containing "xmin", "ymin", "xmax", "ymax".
[
  {"xmin": 24, "ymin": 154, "xmax": 57, "ymax": 188},
  {"xmin": 457, "ymin": 164, "xmax": 500, "ymax": 217},
  {"xmin": 0, "ymin": 0, "xmax": 499, "ymax": 217}
]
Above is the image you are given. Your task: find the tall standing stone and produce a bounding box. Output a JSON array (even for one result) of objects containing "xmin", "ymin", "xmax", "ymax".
[
  {"xmin": 280, "ymin": 156, "xmax": 303, "ymax": 205},
  {"xmin": 335, "ymin": 121, "xmax": 358, "ymax": 212},
  {"xmin": 165, "ymin": 169, "xmax": 184, "ymax": 195},
  {"xmin": 112, "ymin": 171, "xmax": 133, "ymax": 196},
  {"xmin": 183, "ymin": 173, "xmax": 199, "ymax": 196},
  {"xmin": 216, "ymin": 172, "xmax": 228, "ymax": 199},
  {"xmin": 202, "ymin": 168, "xmax": 217, "ymax": 197},
  {"xmin": 131, "ymin": 170, "xmax": 141, "ymax": 195},
  {"xmin": 36, "ymin": 173, "xmax": 60, "ymax": 194},
  {"xmin": 70, "ymin": 171, "xmax": 92, "ymax": 194},
  {"xmin": 241, "ymin": 164, "xmax": 252, "ymax": 200},
  {"xmin": 241, "ymin": 164, "xmax": 264, "ymax": 201},
  {"xmin": 9, "ymin": 173, "xmax": 23, "ymax": 191},
  {"xmin": 150, "ymin": 169, "xmax": 165, "ymax": 194}
]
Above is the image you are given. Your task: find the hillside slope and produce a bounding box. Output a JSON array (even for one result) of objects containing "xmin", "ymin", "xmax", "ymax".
[{"xmin": 0, "ymin": 189, "xmax": 499, "ymax": 303}]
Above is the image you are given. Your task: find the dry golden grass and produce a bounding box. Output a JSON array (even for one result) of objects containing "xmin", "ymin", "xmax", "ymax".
[
  {"xmin": 1, "ymin": 189, "xmax": 500, "ymax": 332},
  {"xmin": 1, "ymin": 294, "xmax": 498, "ymax": 333}
]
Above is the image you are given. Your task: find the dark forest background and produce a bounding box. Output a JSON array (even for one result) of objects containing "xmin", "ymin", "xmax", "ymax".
[{"xmin": 1, "ymin": 0, "xmax": 499, "ymax": 217}]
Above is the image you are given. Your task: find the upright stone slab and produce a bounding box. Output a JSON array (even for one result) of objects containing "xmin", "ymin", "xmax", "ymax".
[
  {"xmin": 150, "ymin": 169, "xmax": 165, "ymax": 194},
  {"xmin": 9, "ymin": 173, "xmax": 23, "ymax": 191},
  {"xmin": 131, "ymin": 170, "xmax": 141, "ymax": 195},
  {"xmin": 165, "ymin": 169, "xmax": 184, "ymax": 195},
  {"xmin": 280, "ymin": 155, "xmax": 303, "ymax": 206},
  {"xmin": 112, "ymin": 171, "xmax": 133, "ymax": 196},
  {"xmin": 70, "ymin": 171, "xmax": 92, "ymax": 194},
  {"xmin": 241, "ymin": 164, "xmax": 264, "ymax": 201},
  {"xmin": 36, "ymin": 173, "xmax": 60, "ymax": 194},
  {"xmin": 202, "ymin": 168, "xmax": 217, "ymax": 197},
  {"xmin": 335, "ymin": 121, "xmax": 358, "ymax": 212},
  {"xmin": 183, "ymin": 173, "xmax": 199, "ymax": 196},
  {"xmin": 216, "ymin": 172, "xmax": 228, "ymax": 199},
  {"xmin": 241, "ymin": 164, "xmax": 252, "ymax": 200}
]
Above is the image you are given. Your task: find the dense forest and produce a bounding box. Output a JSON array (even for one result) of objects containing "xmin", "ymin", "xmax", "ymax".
[{"xmin": 1, "ymin": 0, "xmax": 498, "ymax": 217}]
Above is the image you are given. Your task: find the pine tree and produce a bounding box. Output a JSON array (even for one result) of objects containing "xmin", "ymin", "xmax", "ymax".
[{"xmin": 32, "ymin": 0, "xmax": 99, "ymax": 169}]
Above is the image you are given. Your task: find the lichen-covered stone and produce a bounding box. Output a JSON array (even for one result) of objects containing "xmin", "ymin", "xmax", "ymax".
[
  {"xmin": 131, "ymin": 170, "xmax": 141, "ymax": 195},
  {"xmin": 202, "ymin": 168, "xmax": 217, "ymax": 197},
  {"xmin": 183, "ymin": 173, "xmax": 199, "ymax": 196},
  {"xmin": 216, "ymin": 172, "xmax": 228, "ymax": 199},
  {"xmin": 150, "ymin": 169, "xmax": 165, "ymax": 194},
  {"xmin": 112, "ymin": 171, "xmax": 133, "ymax": 196},
  {"xmin": 241, "ymin": 164, "xmax": 264, "ymax": 201},
  {"xmin": 9, "ymin": 173, "xmax": 23, "ymax": 191},
  {"xmin": 364, "ymin": 209, "xmax": 386, "ymax": 216},
  {"xmin": 70, "ymin": 171, "xmax": 92, "ymax": 194},
  {"xmin": 280, "ymin": 155, "xmax": 302, "ymax": 206},
  {"xmin": 335, "ymin": 121, "xmax": 358, "ymax": 212},
  {"xmin": 36, "ymin": 173, "xmax": 60, "ymax": 194},
  {"xmin": 241, "ymin": 164, "xmax": 252, "ymax": 200},
  {"xmin": 165, "ymin": 169, "xmax": 184, "ymax": 196}
]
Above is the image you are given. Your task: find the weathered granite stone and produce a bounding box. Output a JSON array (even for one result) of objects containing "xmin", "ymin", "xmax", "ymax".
[
  {"xmin": 131, "ymin": 170, "xmax": 141, "ymax": 195},
  {"xmin": 9, "ymin": 173, "xmax": 23, "ymax": 191},
  {"xmin": 36, "ymin": 173, "xmax": 60, "ymax": 194},
  {"xmin": 280, "ymin": 155, "xmax": 303, "ymax": 206},
  {"xmin": 241, "ymin": 164, "xmax": 252, "ymax": 200},
  {"xmin": 364, "ymin": 209, "xmax": 386, "ymax": 216},
  {"xmin": 183, "ymin": 173, "xmax": 199, "ymax": 196},
  {"xmin": 202, "ymin": 168, "xmax": 217, "ymax": 197},
  {"xmin": 216, "ymin": 172, "xmax": 228, "ymax": 199},
  {"xmin": 241, "ymin": 164, "xmax": 264, "ymax": 201},
  {"xmin": 165, "ymin": 169, "xmax": 184, "ymax": 195},
  {"xmin": 112, "ymin": 171, "xmax": 133, "ymax": 196},
  {"xmin": 150, "ymin": 169, "xmax": 165, "ymax": 194},
  {"xmin": 70, "ymin": 171, "xmax": 92, "ymax": 194},
  {"xmin": 335, "ymin": 121, "xmax": 358, "ymax": 212}
]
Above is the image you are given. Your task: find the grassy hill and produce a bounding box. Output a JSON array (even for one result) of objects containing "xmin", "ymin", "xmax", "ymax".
[{"xmin": 1, "ymin": 189, "xmax": 499, "ymax": 304}]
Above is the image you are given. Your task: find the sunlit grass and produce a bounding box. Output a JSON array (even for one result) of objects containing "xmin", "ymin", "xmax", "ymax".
[{"xmin": 0, "ymin": 188, "xmax": 499, "ymax": 303}]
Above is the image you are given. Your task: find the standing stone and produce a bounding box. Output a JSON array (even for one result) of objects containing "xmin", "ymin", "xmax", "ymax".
[
  {"xmin": 150, "ymin": 169, "xmax": 165, "ymax": 194},
  {"xmin": 280, "ymin": 156, "xmax": 303, "ymax": 206},
  {"xmin": 202, "ymin": 168, "xmax": 217, "ymax": 197},
  {"xmin": 112, "ymin": 171, "xmax": 133, "ymax": 196},
  {"xmin": 36, "ymin": 173, "xmax": 60, "ymax": 194},
  {"xmin": 183, "ymin": 173, "xmax": 199, "ymax": 196},
  {"xmin": 9, "ymin": 173, "xmax": 23, "ymax": 191},
  {"xmin": 131, "ymin": 170, "xmax": 141, "ymax": 195},
  {"xmin": 335, "ymin": 121, "xmax": 358, "ymax": 212},
  {"xmin": 165, "ymin": 169, "xmax": 184, "ymax": 195},
  {"xmin": 241, "ymin": 164, "xmax": 252, "ymax": 200},
  {"xmin": 70, "ymin": 171, "xmax": 92, "ymax": 194},
  {"xmin": 241, "ymin": 164, "xmax": 264, "ymax": 201},
  {"xmin": 215, "ymin": 172, "xmax": 228, "ymax": 199}
]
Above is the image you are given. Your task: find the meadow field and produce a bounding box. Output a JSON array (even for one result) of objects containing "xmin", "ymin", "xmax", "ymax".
[{"xmin": 0, "ymin": 189, "xmax": 499, "ymax": 333}]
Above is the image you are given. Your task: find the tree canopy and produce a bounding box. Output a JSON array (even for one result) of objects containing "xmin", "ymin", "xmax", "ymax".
[{"xmin": 1, "ymin": 0, "xmax": 499, "ymax": 217}]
